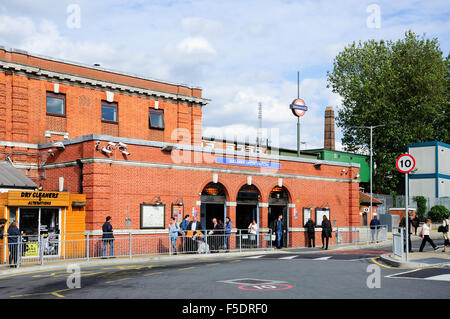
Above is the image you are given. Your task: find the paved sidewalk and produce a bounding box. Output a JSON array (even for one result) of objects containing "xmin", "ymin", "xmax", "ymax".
[{"xmin": 380, "ymin": 250, "xmax": 450, "ymax": 269}]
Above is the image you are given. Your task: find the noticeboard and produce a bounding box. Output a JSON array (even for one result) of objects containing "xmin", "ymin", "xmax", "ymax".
[
  {"xmin": 303, "ymin": 208, "xmax": 311, "ymax": 226},
  {"xmin": 171, "ymin": 204, "xmax": 184, "ymax": 226},
  {"xmin": 140, "ymin": 204, "xmax": 165, "ymax": 229},
  {"xmin": 315, "ymin": 208, "xmax": 330, "ymax": 227}
]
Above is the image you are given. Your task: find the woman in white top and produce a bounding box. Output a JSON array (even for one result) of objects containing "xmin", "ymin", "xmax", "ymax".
[
  {"xmin": 248, "ymin": 220, "xmax": 258, "ymax": 235},
  {"xmin": 442, "ymin": 215, "xmax": 449, "ymax": 253},
  {"xmin": 419, "ymin": 219, "xmax": 439, "ymax": 252}
]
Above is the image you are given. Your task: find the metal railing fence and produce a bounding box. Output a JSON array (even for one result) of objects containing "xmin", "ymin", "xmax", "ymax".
[
  {"xmin": 0, "ymin": 229, "xmax": 272, "ymax": 268},
  {"xmin": 335, "ymin": 225, "xmax": 388, "ymax": 245},
  {"xmin": 392, "ymin": 227, "xmax": 404, "ymax": 258}
]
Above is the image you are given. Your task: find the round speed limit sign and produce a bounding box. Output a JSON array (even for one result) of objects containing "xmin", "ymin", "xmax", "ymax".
[{"xmin": 396, "ymin": 154, "xmax": 416, "ymax": 173}]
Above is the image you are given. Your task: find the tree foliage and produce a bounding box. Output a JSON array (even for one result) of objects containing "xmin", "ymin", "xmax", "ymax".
[{"xmin": 327, "ymin": 31, "xmax": 448, "ymax": 194}]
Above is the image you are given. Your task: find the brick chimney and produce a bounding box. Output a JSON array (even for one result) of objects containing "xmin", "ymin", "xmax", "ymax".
[{"xmin": 324, "ymin": 106, "xmax": 335, "ymax": 150}]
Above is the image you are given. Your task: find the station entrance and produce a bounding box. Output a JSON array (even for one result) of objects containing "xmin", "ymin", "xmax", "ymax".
[
  {"xmin": 236, "ymin": 184, "xmax": 260, "ymax": 248},
  {"xmin": 200, "ymin": 182, "xmax": 227, "ymax": 230},
  {"xmin": 268, "ymin": 186, "xmax": 290, "ymax": 248}
]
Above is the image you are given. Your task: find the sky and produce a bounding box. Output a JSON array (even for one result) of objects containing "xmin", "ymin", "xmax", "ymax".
[{"xmin": 0, "ymin": 0, "xmax": 448, "ymax": 150}]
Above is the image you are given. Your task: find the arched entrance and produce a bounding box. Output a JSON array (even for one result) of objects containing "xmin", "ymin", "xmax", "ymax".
[
  {"xmin": 200, "ymin": 182, "xmax": 227, "ymax": 230},
  {"xmin": 236, "ymin": 184, "xmax": 260, "ymax": 230},
  {"xmin": 268, "ymin": 186, "xmax": 290, "ymax": 248}
]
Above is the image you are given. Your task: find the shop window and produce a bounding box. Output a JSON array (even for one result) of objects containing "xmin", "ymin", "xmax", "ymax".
[
  {"xmin": 46, "ymin": 92, "xmax": 66, "ymax": 116},
  {"xmin": 149, "ymin": 108, "xmax": 164, "ymax": 129},
  {"xmin": 101, "ymin": 101, "xmax": 118, "ymax": 123}
]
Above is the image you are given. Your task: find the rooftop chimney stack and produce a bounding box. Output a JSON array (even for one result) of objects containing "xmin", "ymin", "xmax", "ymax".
[{"xmin": 324, "ymin": 106, "xmax": 335, "ymax": 150}]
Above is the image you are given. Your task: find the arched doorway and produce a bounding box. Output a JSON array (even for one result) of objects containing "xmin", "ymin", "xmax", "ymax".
[
  {"xmin": 268, "ymin": 186, "xmax": 290, "ymax": 248},
  {"xmin": 236, "ymin": 184, "xmax": 260, "ymax": 230},
  {"xmin": 200, "ymin": 182, "xmax": 227, "ymax": 230}
]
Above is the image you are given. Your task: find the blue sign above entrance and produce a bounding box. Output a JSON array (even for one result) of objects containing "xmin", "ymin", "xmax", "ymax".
[{"xmin": 215, "ymin": 157, "xmax": 281, "ymax": 169}]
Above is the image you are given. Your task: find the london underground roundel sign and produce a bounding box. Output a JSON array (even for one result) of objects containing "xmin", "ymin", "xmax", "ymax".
[
  {"xmin": 290, "ymin": 98, "xmax": 308, "ymax": 117},
  {"xmin": 396, "ymin": 154, "xmax": 415, "ymax": 174}
]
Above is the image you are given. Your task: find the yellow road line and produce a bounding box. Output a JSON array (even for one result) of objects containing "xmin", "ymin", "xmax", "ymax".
[
  {"xmin": 370, "ymin": 257, "xmax": 392, "ymax": 269},
  {"xmin": 144, "ymin": 272, "xmax": 163, "ymax": 277},
  {"xmin": 105, "ymin": 277, "xmax": 131, "ymax": 284},
  {"xmin": 179, "ymin": 267, "xmax": 196, "ymax": 271},
  {"xmin": 206, "ymin": 263, "xmax": 220, "ymax": 266},
  {"xmin": 229, "ymin": 260, "xmax": 241, "ymax": 263},
  {"xmin": 10, "ymin": 288, "xmax": 74, "ymax": 298}
]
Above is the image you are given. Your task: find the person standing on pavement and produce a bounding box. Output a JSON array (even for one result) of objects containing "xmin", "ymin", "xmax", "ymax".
[
  {"xmin": 187, "ymin": 215, "xmax": 202, "ymax": 252},
  {"xmin": 304, "ymin": 218, "xmax": 316, "ymax": 248},
  {"xmin": 102, "ymin": 216, "xmax": 115, "ymax": 258},
  {"xmin": 7, "ymin": 221, "xmax": 21, "ymax": 267},
  {"xmin": 208, "ymin": 218, "xmax": 221, "ymax": 252},
  {"xmin": 419, "ymin": 219, "xmax": 440, "ymax": 252},
  {"xmin": 320, "ymin": 215, "xmax": 332, "ymax": 250},
  {"xmin": 224, "ymin": 217, "xmax": 232, "ymax": 252},
  {"xmin": 441, "ymin": 215, "xmax": 449, "ymax": 253},
  {"xmin": 399, "ymin": 212, "xmax": 413, "ymax": 252},
  {"xmin": 180, "ymin": 215, "xmax": 191, "ymax": 253},
  {"xmin": 168, "ymin": 217, "xmax": 180, "ymax": 255},
  {"xmin": 272, "ymin": 215, "xmax": 285, "ymax": 249},
  {"xmin": 248, "ymin": 220, "xmax": 258, "ymax": 248},
  {"xmin": 0, "ymin": 218, "xmax": 6, "ymax": 240},
  {"xmin": 369, "ymin": 215, "xmax": 381, "ymax": 243}
]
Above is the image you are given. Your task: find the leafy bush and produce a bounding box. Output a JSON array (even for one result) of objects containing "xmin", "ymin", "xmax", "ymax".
[
  {"xmin": 414, "ymin": 196, "xmax": 427, "ymax": 221},
  {"xmin": 427, "ymin": 205, "xmax": 450, "ymax": 222}
]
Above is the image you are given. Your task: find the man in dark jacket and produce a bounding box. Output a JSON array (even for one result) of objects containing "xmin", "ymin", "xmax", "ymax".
[
  {"xmin": 304, "ymin": 218, "xmax": 316, "ymax": 248},
  {"xmin": 7, "ymin": 221, "xmax": 21, "ymax": 267},
  {"xmin": 102, "ymin": 216, "xmax": 114, "ymax": 258},
  {"xmin": 272, "ymin": 215, "xmax": 286, "ymax": 249},
  {"xmin": 399, "ymin": 213, "xmax": 413, "ymax": 252},
  {"xmin": 369, "ymin": 215, "xmax": 381, "ymax": 243},
  {"xmin": 320, "ymin": 216, "xmax": 332, "ymax": 250}
]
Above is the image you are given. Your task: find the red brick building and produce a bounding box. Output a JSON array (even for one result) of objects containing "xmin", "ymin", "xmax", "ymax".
[{"xmin": 0, "ymin": 47, "xmax": 361, "ymax": 247}]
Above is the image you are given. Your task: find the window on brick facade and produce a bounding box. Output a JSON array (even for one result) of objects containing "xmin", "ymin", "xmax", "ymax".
[
  {"xmin": 149, "ymin": 108, "xmax": 164, "ymax": 129},
  {"xmin": 101, "ymin": 101, "xmax": 118, "ymax": 123},
  {"xmin": 46, "ymin": 92, "xmax": 66, "ymax": 116}
]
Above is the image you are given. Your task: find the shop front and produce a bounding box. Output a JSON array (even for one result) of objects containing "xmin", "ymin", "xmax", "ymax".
[{"xmin": 0, "ymin": 191, "xmax": 86, "ymax": 263}]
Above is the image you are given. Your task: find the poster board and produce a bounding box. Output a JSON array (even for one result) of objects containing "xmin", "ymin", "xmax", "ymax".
[
  {"xmin": 315, "ymin": 208, "xmax": 330, "ymax": 227},
  {"xmin": 140, "ymin": 204, "xmax": 165, "ymax": 229},
  {"xmin": 303, "ymin": 208, "xmax": 311, "ymax": 226},
  {"xmin": 171, "ymin": 204, "xmax": 184, "ymax": 226}
]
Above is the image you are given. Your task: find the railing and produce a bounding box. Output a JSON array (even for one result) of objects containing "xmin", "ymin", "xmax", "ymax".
[
  {"xmin": 0, "ymin": 229, "xmax": 273, "ymax": 268},
  {"xmin": 335, "ymin": 225, "xmax": 388, "ymax": 245},
  {"xmin": 392, "ymin": 227, "xmax": 404, "ymax": 258}
]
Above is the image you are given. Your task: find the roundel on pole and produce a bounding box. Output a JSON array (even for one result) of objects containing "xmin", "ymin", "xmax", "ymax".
[
  {"xmin": 290, "ymin": 98, "xmax": 307, "ymax": 117},
  {"xmin": 396, "ymin": 154, "xmax": 416, "ymax": 174}
]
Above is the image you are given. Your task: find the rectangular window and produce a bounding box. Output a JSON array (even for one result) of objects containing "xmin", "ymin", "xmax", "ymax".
[
  {"xmin": 46, "ymin": 92, "xmax": 66, "ymax": 116},
  {"xmin": 149, "ymin": 108, "xmax": 164, "ymax": 129},
  {"xmin": 102, "ymin": 101, "xmax": 118, "ymax": 123}
]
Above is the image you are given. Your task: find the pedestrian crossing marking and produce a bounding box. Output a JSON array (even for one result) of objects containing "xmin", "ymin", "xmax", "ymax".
[
  {"xmin": 246, "ymin": 255, "xmax": 264, "ymax": 259},
  {"xmin": 313, "ymin": 256, "xmax": 332, "ymax": 260},
  {"xmin": 421, "ymin": 274, "xmax": 450, "ymax": 282},
  {"xmin": 279, "ymin": 256, "xmax": 297, "ymax": 260}
]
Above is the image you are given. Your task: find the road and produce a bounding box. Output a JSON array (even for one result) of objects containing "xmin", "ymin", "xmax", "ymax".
[{"xmin": 0, "ymin": 239, "xmax": 448, "ymax": 299}]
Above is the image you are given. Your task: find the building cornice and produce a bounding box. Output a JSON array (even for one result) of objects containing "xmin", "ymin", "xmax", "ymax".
[{"xmin": 0, "ymin": 60, "xmax": 210, "ymax": 106}]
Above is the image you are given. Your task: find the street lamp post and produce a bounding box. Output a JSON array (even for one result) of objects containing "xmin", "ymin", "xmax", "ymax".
[{"xmin": 350, "ymin": 121, "xmax": 399, "ymax": 222}]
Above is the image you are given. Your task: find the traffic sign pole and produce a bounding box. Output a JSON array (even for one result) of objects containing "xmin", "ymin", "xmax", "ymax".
[{"xmin": 405, "ymin": 172, "xmax": 409, "ymax": 262}]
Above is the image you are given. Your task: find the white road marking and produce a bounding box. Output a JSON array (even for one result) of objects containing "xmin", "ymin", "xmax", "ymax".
[
  {"xmin": 426, "ymin": 274, "xmax": 450, "ymax": 282},
  {"xmin": 313, "ymin": 256, "xmax": 332, "ymax": 260},
  {"xmin": 246, "ymin": 255, "xmax": 264, "ymax": 259},
  {"xmin": 279, "ymin": 256, "xmax": 297, "ymax": 260}
]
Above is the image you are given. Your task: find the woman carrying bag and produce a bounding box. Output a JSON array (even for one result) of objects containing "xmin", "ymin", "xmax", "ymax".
[{"xmin": 321, "ymin": 215, "xmax": 332, "ymax": 250}]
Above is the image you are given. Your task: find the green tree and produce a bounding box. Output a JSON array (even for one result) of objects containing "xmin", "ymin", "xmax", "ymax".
[
  {"xmin": 327, "ymin": 31, "xmax": 448, "ymax": 194},
  {"xmin": 428, "ymin": 205, "xmax": 450, "ymax": 222}
]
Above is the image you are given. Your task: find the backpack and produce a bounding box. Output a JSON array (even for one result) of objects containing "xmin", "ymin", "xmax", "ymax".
[{"xmin": 438, "ymin": 220, "xmax": 449, "ymax": 233}]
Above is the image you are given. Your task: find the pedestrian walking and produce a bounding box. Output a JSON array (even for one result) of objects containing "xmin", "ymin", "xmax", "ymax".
[
  {"xmin": 320, "ymin": 215, "xmax": 332, "ymax": 250},
  {"xmin": 419, "ymin": 219, "xmax": 439, "ymax": 252},
  {"xmin": 224, "ymin": 216, "xmax": 232, "ymax": 252},
  {"xmin": 304, "ymin": 218, "xmax": 316, "ymax": 248},
  {"xmin": 439, "ymin": 215, "xmax": 449, "ymax": 253},
  {"xmin": 168, "ymin": 217, "xmax": 180, "ymax": 255},
  {"xmin": 399, "ymin": 213, "xmax": 413, "ymax": 252},
  {"xmin": 272, "ymin": 215, "xmax": 285, "ymax": 249},
  {"xmin": 7, "ymin": 221, "xmax": 21, "ymax": 267},
  {"xmin": 102, "ymin": 216, "xmax": 115, "ymax": 258},
  {"xmin": 369, "ymin": 215, "xmax": 381, "ymax": 243}
]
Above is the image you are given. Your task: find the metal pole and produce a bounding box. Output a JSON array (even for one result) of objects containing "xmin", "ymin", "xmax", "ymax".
[
  {"xmin": 370, "ymin": 126, "xmax": 373, "ymax": 222},
  {"xmin": 129, "ymin": 232, "xmax": 132, "ymax": 259},
  {"xmin": 86, "ymin": 234, "xmax": 90, "ymax": 261},
  {"xmin": 297, "ymin": 71, "xmax": 300, "ymax": 158},
  {"xmin": 405, "ymin": 172, "xmax": 409, "ymax": 262}
]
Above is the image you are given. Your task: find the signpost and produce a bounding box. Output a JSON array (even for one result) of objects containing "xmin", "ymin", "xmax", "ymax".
[
  {"xmin": 396, "ymin": 153, "xmax": 416, "ymax": 262},
  {"xmin": 289, "ymin": 71, "xmax": 308, "ymax": 157}
]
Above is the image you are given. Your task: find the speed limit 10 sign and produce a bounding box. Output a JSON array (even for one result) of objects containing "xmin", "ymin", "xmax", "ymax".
[{"xmin": 396, "ymin": 154, "xmax": 416, "ymax": 174}]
